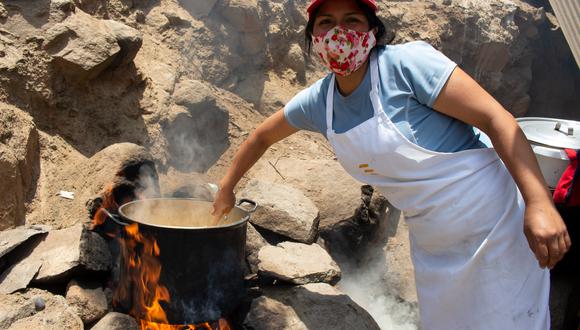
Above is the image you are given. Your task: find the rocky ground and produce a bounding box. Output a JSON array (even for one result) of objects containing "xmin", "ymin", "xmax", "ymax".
[{"xmin": 0, "ymin": 0, "xmax": 578, "ymax": 329}]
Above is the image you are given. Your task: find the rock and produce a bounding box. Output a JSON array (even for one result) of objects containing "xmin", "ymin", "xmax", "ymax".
[
  {"xmin": 5, "ymin": 224, "xmax": 110, "ymax": 286},
  {"xmin": 258, "ymin": 241, "xmax": 341, "ymax": 285},
  {"xmin": 240, "ymin": 180, "xmax": 320, "ymax": 244},
  {"xmin": 0, "ymin": 36, "xmax": 23, "ymax": 71},
  {"xmin": 65, "ymin": 279, "xmax": 108, "ymax": 324},
  {"xmin": 79, "ymin": 228, "xmax": 112, "ymax": 272},
  {"xmin": 172, "ymin": 79, "xmax": 215, "ymax": 109},
  {"xmin": 178, "ymin": 0, "xmax": 218, "ymax": 19},
  {"xmin": 91, "ymin": 312, "xmax": 139, "ymax": 330},
  {"xmin": 219, "ymin": 0, "xmax": 261, "ymax": 32},
  {"xmin": 0, "ymin": 288, "xmax": 83, "ymax": 330},
  {"xmin": 285, "ymin": 43, "xmax": 305, "ymax": 74},
  {"xmin": 244, "ymin": 283, "xmax": 380, "ymax": 329},
  {"xmin": 246, "ymin": 223, "xmax": 269, "ymax": 273},
  {"xmin": 0, "ymin": 146, "xmax": 25, "ymax": 231},
  {"xmin": 50, "ymin": 0, "xmax": 75, "ymax": 13},
  {"xmin": 0, "ymin": 104, "xmax": 40, "ymax": 231},
  {"xmin": 162, "ymin": 96, "xmax": 229, "ymax": 172},
  {"xmin": 23, "ymin": 224, "xmax": 84, "ymax": 283},
  {"xmin": 244, "ymin": 296, "xmax": 306, "ymax": 330},
  {"xmin": 0, "ymin": 260, "xmax": 42, "ymax": 294},
  {"xmin": 241, "ymin": 31, "xmax": 266, "ymax": 55},
  {"xmin": 43, "ymin": 10, "xmax": 121, "ymax": 81},
  {"xmin": 0, "ymin": 3, "xmax": 7, "ymax": 19},
  {"xmin": 102, "ymin": 19, "xmax": 143, "ymax": 68},
  {"xmin": 0, "ymin": 225, "xmax": 50, "ymax": 259},
  {"xmin": 248, "ymin": 159, "xmax": 361, "ymax": 229}
]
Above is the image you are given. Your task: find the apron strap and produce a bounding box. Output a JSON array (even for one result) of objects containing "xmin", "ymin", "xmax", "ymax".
[
  {"xmin": 325, "ymin": 75, "xmax": 335, "ymax": 136},
  {"xmin": 325, "ymin": 49, "xmax": 381, "ymax": 136}
]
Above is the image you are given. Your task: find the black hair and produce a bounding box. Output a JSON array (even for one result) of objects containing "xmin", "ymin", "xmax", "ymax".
[{"xmin": 304, "ymin": 0, "xmax": 392, "ymax": 55}]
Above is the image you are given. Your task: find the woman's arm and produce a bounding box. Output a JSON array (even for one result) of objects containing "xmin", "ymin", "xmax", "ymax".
[
  {"xmin": 211, "ymin": 109, "xmax": 299, "ymax": 220},
  {"xmin": 433, "ymin": 67, "xmax": 571, "ymax": 269}
]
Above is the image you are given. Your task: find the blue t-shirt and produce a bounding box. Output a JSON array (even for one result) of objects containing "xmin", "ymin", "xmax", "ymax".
[{"xmin": 284, "ymin": 41, "xmax": 488, "ymax": 152}]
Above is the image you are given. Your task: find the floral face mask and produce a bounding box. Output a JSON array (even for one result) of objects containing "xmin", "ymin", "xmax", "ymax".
[{"xmin": 312, "ymin": 26, "xmax": 376, "ymax": 76}]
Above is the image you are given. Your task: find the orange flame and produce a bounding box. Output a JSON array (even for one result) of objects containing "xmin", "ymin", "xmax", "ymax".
[{"xmin": 90, "ymin": 184, "xmax": 119, "ymax": 232}]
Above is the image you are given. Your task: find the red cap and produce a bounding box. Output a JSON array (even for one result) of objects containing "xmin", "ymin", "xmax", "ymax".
[{"xmin": 307, "ymin": 0, "xmax": 378, "ymax": 16}]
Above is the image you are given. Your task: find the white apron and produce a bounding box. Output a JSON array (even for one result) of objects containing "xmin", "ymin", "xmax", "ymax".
[{"xmin": 326, "ymin": 51, "xmax": 550, "ymax": 329}]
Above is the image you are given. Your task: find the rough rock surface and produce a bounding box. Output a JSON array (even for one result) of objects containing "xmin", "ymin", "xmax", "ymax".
[
  {"xmin": 240, "ymin": 179, "xmax": 320, "ymax": 244},
  {"xmin": 0, "ymin": 104, "xmax": 40, "ymax": 230},
  {"xmin": 258, "ymin": 241, "xmax": 341, "ymax": 285},
  {"xmin": 247, "ymin": 159, "xmax": 363, "ymax": 229},
  {"xmin": 91, "ymin": 312, "xmax": 139, "ymax": 330},
  {"xmin": 246, "ymin": 223, "xmax": 269, "ymax": 274},
  {"xmin": 0, "ymin": 225, "xmax": 50, "ymax": 259},
  {"xmin": 0, "ymin": 288, "xmax": 83, "ymax": 330},
  {"xmin": 65, "ymin": 279, "xmax": 108, "ymax": 324},
  {"xmin": 244, "ymin": 283, "xmax": 380, "ymax": 330},
  {"xmin": 5, "ymin": 224, "xmax": 110, "ymax": 286}
]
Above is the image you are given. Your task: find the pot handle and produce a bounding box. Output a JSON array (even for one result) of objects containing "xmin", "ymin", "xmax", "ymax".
[
  {"xmin": 237, "ymin": 198, "xmax": 258, "ymax": 213},
  {"xmin": 101, "ymin": 208, "xmax": 130, "ymax": 227}
]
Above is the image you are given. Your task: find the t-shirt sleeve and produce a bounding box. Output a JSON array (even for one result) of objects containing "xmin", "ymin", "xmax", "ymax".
[
  {"xmin": 283, "ymin": 84, "xmax": 322, "ymax": 133},
  {"xmin": 398, "ymin": 41, "xmax": 457, "ymax": 107}
]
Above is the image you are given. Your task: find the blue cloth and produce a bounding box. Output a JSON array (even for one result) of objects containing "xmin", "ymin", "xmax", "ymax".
[{"xmin": 284, "ymin": 41, "xmax": 488, "ymax": 152}]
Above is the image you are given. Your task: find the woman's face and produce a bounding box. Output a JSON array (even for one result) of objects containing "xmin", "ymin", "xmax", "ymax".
[{"xmin": 312, "ymin": 0, "xmax": 370, "ymax": 36}]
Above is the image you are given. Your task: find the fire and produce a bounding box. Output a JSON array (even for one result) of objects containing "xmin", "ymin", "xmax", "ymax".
[
  {"xmin": 92, "ymin": 186, "xmax": 231, "ymax": 330},
  {"xmin": 90, "ymin": 184, "xmax": 120, "ymax": 232}
]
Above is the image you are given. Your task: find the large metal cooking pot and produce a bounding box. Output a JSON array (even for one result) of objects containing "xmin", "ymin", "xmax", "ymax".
[
  {"xmin": 517, "ymin": 117, "xmax": 580, "ymax": 189},
  {"xmin": 108, "ymin": 198, "xmax": 257, "ymax": 324}
]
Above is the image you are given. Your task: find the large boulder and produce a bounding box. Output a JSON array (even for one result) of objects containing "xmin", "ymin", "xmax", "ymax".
[
  {"xmin": 240, "ymin": 179, "xmax": 320, "ymax": 243},
  {"xmin": 244, "ymin": 283, "xmax": 380, "ymax": 330},
  {"xmin": 43, "ymin": 10, "xmax": 141, "ymax": 82},
  {"xmin": 163, "ymin": 80, "xmax": 229, "ymax": 172}
]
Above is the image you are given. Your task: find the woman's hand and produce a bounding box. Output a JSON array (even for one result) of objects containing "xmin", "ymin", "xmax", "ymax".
[
  {"xmin": 523, "ymin": 200, "xmax": 572, "ymax": 269},
  {"xmin": 211, "ymin": 186, "xmax": 236, "ymax": 224}
]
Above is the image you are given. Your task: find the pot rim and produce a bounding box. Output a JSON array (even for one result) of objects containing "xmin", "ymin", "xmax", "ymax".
[{"xmin": 117, "ymin": 197, "xmax": 254, "ymax": 231}]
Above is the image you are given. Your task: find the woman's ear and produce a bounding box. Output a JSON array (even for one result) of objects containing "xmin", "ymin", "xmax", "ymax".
[{"xmin": 370, "ymin": 27, "xmax": 378, "ymax": 35}]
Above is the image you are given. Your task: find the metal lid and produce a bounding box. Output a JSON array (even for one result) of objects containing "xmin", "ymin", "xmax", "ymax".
[{"xmin": 517, "ymin": 117, "xmax": 580, "ymax": 149}]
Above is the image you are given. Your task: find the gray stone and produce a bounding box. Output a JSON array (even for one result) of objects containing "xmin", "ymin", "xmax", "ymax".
[
  {"xmin": 0, "ymin": 288, "xmax": 83, "ymax": 330},
  {"xmin": 246, "ymin": 223, "xmax": 269, "ymax": 273},
  {"xmin": 178, "ymin": 0, "xmax": 218, "ymax": 19},
  {"xmin": 220, "ymin": 0, "xmax": 261, "ymax": 33},
  {"xmin": 65, "ymin": 279, "xmax": 108, "ymax": 324},
  {"xmin": 244, "ymin": 296, "xmax": 307, "ymax": 330},
  {"xmin": 0, "ymin": 225, "xmax": 50, "ymax": 259},
  {"xmin": 172, "ymin": 79, "xmax": 215, "ymax": 109},
  {"xmin": 0, "ymin": 260, "xmax": 41, "ymax": 294},
  {"xmin": 240, "ymin": 180, "xmax": 320, "ymax": 244},
  {"xmin": 24, "ymin": 224, "xmax": 83, "ymax": 283},
  {"xmin": 6, "ymin": 224, "xmax": 110, "ymax": 286},
  {"xmin": 258, "ymin": 241, "xmax": 341, "ymax": 285},
  {"xmin": 244, "ymin": 283, "xmax": 380, "ymax": 330},
  {"xmin": 43, "ymin": 10, "xmax": 121, "ymax": 81},
  {"xmin": 91, "ymin": 312, "xmax": 139, "ymax": 330},
  {"xmin": 162, "ymin": 99, "xmax": 229, "ymax": 172},
  {"xmin": 103, "ymin": 19, "xmax": 143, "ymax": 68},
  {"xmin": 79, "ymin": 228, "xmax": 112, "ymax": 272}
]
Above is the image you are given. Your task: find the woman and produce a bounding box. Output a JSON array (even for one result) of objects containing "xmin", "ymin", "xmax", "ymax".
[{"xmin": 212, "ymin": 0, "xmax": 571, "ymax": 328}]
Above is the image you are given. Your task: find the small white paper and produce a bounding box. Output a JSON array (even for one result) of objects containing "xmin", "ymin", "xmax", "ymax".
[{"xmin": 57, "ymin": 191, "xmax": 75, "ymax": 200}]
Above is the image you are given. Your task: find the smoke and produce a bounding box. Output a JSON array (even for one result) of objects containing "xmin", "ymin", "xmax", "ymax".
[{"xmin": 336, "ymin": 206, "xmax": 420, "ymax": 330}]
